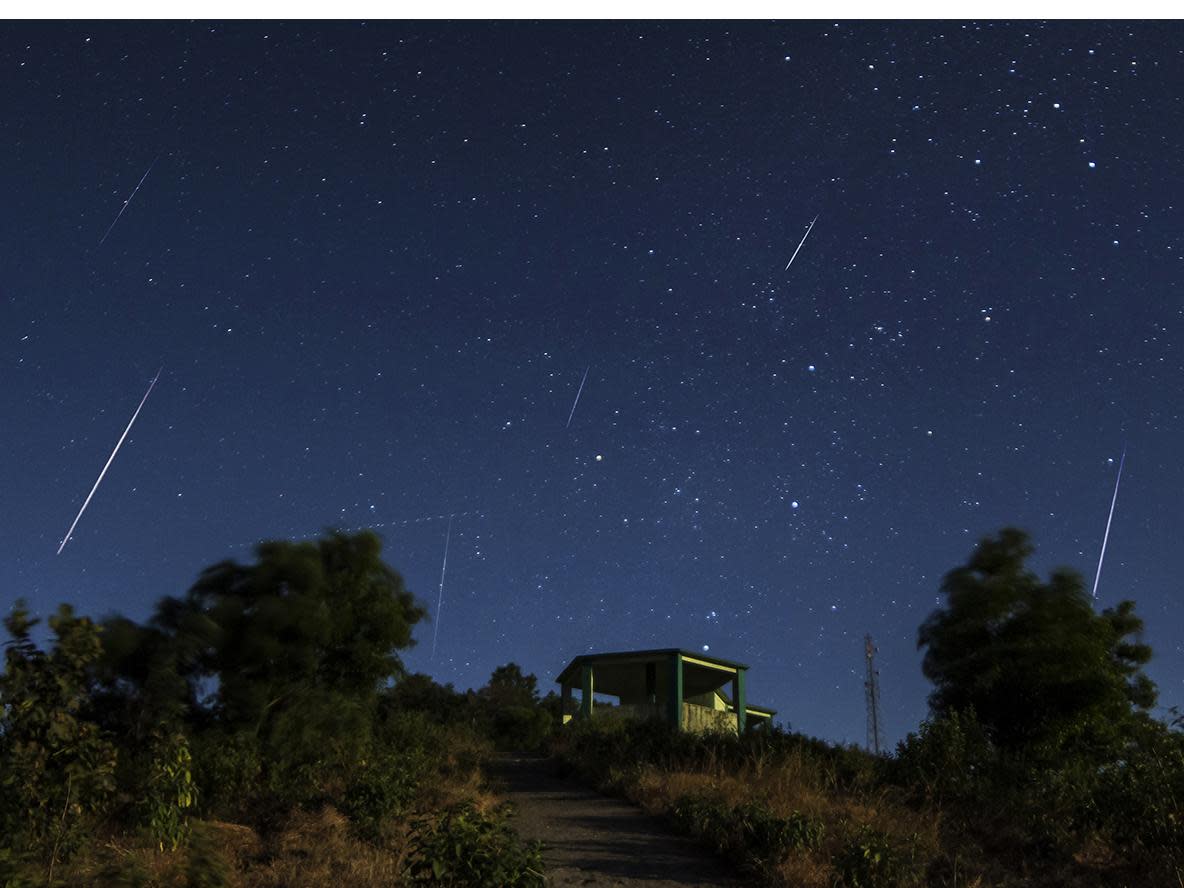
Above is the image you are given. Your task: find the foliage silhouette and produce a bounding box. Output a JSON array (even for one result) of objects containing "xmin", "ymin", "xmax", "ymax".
[{"xmin": 918, "ymin": 527, "xmax": 1156, "ymax": 751}]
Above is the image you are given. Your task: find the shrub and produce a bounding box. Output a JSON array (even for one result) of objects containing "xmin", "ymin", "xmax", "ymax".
[
  {"xmin": 832, "ymin": 825, "xmax": 922, "ymax": 888},
  {"xmin": 190, "ymin": 730, "xmax": 261, "ymax": 822},
  {"xmin": 0, "ymin": 603, "xmax": 117, "ymax": 865},
  {"xmin": 404, "ymin": 803, "xmax": 544, "ymax": 887},
  {"xmin": 1091, "ymin": 720, "xmax": 1184, "ymax": 870},
  {"xmin": 889, "ymin": 709, "xmax": 995, "ymax": 804},
  {"xmin": 668, "ymin": 794, "xmax": 825, "ymax": 874},
  {"xmin": 734, "ymin": 801, "xmax": 824, "ymax": 860},
  {"xmin": 139, "ymin": 730, "xmax": 198, "ymax": 851},
  {"xmin": 340, "ymin": 746, "xmax": 431, "ymax": 842},
  {"xmin": 668, "ymin": 794, "xmax": 734, "ymax": 854}
]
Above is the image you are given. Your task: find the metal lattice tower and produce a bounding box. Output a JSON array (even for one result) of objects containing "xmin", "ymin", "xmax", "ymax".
[{"xmin": 864, "ymin": 634, "xmax": 884, "ymax": 755}]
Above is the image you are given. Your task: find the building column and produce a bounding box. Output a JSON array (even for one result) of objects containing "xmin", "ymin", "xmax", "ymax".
[
  {"xmin": 580, "ymin": 663, "xmax": 594, "ymax": 719},
  {"xmin": 668, "ymin": 653, "xmax": 683, "ymax": 729},
  {"xmin": 733, "ymin": 668, "xmax": 747, "ymax": 733},
  {"xmin": 561, "ymin": 682, "xmax": 572, "ymax": 723}
]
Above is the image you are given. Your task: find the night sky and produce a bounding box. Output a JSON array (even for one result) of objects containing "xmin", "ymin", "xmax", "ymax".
[{"xmin": 4, "ymin": 20, "xmax": 1182, "ymax": 746}]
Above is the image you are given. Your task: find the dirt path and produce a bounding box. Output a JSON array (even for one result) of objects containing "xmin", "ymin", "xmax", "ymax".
[{"xmin": 488, "ymin": 755, "xmax": 742, "ymax": 887}]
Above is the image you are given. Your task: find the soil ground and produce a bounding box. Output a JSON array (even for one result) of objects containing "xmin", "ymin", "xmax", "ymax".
[{"xmin": 488, "ymin": 755, "xmax": 742, "ymax": 888}]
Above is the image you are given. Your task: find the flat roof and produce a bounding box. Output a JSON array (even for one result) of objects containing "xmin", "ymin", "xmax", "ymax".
[{"xmin": 555, "ymin": 648, "xmax": 750, "ymax": 685}]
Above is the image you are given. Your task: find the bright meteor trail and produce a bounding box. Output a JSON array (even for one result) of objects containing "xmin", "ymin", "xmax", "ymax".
[
  {"xmin": 565, "ymin": 366, "xmax": 590, "ymax": 429},
  {"xmin": 57, "ymin": 368, "xmax": 162, "ymax": 554},
  {"xmin": 99, "ymin": 157, "xmax": 158, "ymax": 246},
  {"xmin": 1091, "ymin": 446, "xmax": 1126, "ymax": 600},
  {"xmin": 784, "ymin": 214, "xmax": 818, "ymax": 271}
]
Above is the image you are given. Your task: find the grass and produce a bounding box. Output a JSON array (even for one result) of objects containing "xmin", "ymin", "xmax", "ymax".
[{"xmin": 552, "ymin": 718, "xmax": 1179, "ymax": 887}]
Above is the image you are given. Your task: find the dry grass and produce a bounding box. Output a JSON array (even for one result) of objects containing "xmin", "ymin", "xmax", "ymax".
[
  {"xmin": 48, "ymin": 734, "xmax": 503, "ymax": 888},
  {"xmin": 619, "ymin": 759, "xmax": 949, "ymax": 888},
  {"xmin": 240, "ymin": 805, "xmax": 405, "ymax": 888}
]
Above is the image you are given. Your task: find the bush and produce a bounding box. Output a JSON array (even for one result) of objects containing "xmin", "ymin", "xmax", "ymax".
[
  {"xmin": 832, "ymin": 825, "xmax": 922, "ymax": 888},
  {"xmin": 404, "ymin": 803, "xmax": 544, "ymax": 887},
  {"xmin": 668, "ymin": 794, "xmax": 825, "ymax": 874},
  {"xmin": 0, "ymin": 603, "xmax": 117, "ymax": 865},
  {"xmin": 340, "ymin": 746, "xmax": 432, "ymax": 842},
  {"xmin": 190, "ymin": 730, "xmax": 261, "ymax": 822},
  {"xmin": 1092, "ymin": 720, "xmax": 1184, "ymax": 870},
  {"xmin": 735, "ymin": 801, "xmax": 824, "ymax": 860},
  {"xmin": 668, "ymin": 794, "xmax": 734, "ymax": 854},
  {"xmin": 139, "ymin": 730, "xmax": 198, "ymax": 851},
  {"xmin": 890, "ymin": 709, "xmax": 995, "ymax": 804}
]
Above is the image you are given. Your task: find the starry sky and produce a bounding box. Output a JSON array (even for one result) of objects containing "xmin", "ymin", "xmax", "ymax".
[{"xmin": 3, "ymin": 20, "xmax": 1182, "ymax": 746}]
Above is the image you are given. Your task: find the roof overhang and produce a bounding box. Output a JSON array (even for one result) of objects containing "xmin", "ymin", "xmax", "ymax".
[{"xmin": 556, "ymin": 648, "xmax": 751, "ymax": 686}]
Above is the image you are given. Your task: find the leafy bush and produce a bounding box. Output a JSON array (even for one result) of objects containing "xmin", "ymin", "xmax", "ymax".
[
  {"xmin": 890, "ymin": 709, "xmax": 995, "ymax": 803},
  {"xmin": 735, "ymin": 801, "xmax": 824, "ymax": 859},
  {"xmin": 190, "ymin": 730, "xmax": 261, "ymax": 822},
  {"xmin": 340, "ymin": 746, "xmax": 431, "ymax": 841},
  {"xmin": 668, "ymin": 794, "xmax": 825, "ymax": 873},
  {"xmin": 0, "ymin": 603, "xmax": 117, "ymax": 865},
  {"xmin": 1091, "ymin": 720, "xmax": 1184, "ymax": 870},
  {"xmin": 669, "ymin": 794, "xmax": 734, "ymax": 854},
  {"xmin": 404, "ymin": 803, "xmax": 544, "ymax": 887},
  {"xmin": 139, "ymin": 730, "xmax": 198, "ymax": 851},
  {"xmin": 832, "ymin": 825, "xmax": 922, "ymax": 888}
]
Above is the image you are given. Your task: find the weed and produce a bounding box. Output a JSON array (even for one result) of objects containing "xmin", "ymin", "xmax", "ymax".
[{"xmin": 404, "ymin": 802, "xmax": 544, "ymax": 887}]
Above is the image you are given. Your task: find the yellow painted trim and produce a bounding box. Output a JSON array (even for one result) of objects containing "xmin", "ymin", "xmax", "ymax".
[{"xmin": 681, "ymin": 655, "xmax": 738, "ymax": 673}]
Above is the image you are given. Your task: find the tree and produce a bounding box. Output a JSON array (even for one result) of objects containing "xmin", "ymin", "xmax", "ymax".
[
  {"xmin": 918, "ymin": 528, "xmax": 1156, "ymax": 751},
  {"xmin": 480, "ymin": 663, "xmax": 540, "ymax": 709},
  {"xmin": 0, "ymin": 602, "xmax": 117, "ymax": 865},
  {"xmin": 477, "ymin": 663, "xmax": 552, "ymax": 751},
  {"xmin": 159, "ymin": 530, "xmax": 427, "ymax": 802}
]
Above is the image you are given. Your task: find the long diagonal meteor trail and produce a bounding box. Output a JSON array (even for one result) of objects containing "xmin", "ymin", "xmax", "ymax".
[
  {"xmin": 99, "ymin": 157, "xmax": 159, "ymax": 246},
  {"xmin": 57, "ymin": 368, "xmax": 162, "ymax": 554},
  {"xmin": 1091, "ymin": 445, "xmax": 1127, "ymax": 600},
  {"xmin": 784, "ymin": 214, "xmax": 819, "ymax": 271},
  {"xmin": 565, "ymin": 367, "xmax": 590, "ymax": 429},
  {"xmin": 430, "ymin": 517, "xmax": 453, "ymax": 659}
]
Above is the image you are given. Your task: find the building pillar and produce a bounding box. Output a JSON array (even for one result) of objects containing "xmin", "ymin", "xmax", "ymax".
[
  {"xmin": 581, "ymin": 664, "xmax": 594, "ymax": 719},
  {"xmin": 561, "ymin": 682, "xmax": 572, "ymax": 723},
  {"xmin": 645, "ymin": 662, "xmax": 657, "ymax": 703},
  {"xmin": 668, "ymin": 653, "xmax": 683, "ymax": 729},
  {"xmin": 733, "ymin": 668, "xmax": 747, "ymax": 733}
]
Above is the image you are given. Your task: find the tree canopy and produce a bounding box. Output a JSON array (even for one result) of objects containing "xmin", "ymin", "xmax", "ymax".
[{"xmin": 917, "ymin": 527, "xmax": 1156, "ymax": 750}]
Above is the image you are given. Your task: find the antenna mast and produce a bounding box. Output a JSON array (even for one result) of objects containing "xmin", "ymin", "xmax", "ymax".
[{"xmin": 864, "ymin": 634, "xmax": 884, "ymax": 755}]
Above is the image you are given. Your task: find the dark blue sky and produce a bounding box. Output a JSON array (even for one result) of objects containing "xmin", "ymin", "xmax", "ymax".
[{"xmin": 3, "ymin": 21, "xmax": 1181, "ymax": 745}]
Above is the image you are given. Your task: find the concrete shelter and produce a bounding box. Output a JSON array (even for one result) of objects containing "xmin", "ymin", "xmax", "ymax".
[{"xmin": 555, "ymin": 648, "xmax": 775, "ymax": 733}]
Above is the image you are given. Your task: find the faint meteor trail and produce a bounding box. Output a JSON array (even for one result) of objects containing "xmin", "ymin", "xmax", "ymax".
[
  {"xmin": 1091, "ymin": 446, "xmax": 1127, "ymax": 600},
  {"xmin": 784, "ymin": 214, "xmax": 819, "ymax": 271},
  {"xmin": 57, "ymin": 368, "xmax": 162, "ymax": 554},
  {"xmin": 430, "ymin": 517, "xmax": 453, "ymax": 659},
  {"xmin": 98, "ymin": 156, "xmax": 158, "ymax": 245},
  {"xmin": 565, "ymin": 367, "xmax": 589, "ymax": 428},
  {"xmin": 343, "ymin": 509, "xmax": 484, "ymax": 534}
]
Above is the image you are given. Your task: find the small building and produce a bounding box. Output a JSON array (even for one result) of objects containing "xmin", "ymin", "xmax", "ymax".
[{"xmin": 555, "ymin": 648, "xmax": 776, "ymax": 733}]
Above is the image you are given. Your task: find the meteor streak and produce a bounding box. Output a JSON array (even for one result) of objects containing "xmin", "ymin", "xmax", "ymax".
[
  {"xmin": 99, "ymin": 156, "xmax": 158, "ymax": 246},
  {"xmin": 430, "ymin": 517, "xmax": 453, "ymax": 659},
  {"xmin": 1091, "ymin": 446, "xmax": 1126, "ymax": 600},
  {"xmin": 57, "ymin": 368, "xmax": 162, "ymax": 554},
  {"xmin": 784, "ymin": 214, "xmax": 819, "ymax": 271},
  {"xmin": 565, "ymin": 367, "xmax": 590, "ymax": 429}
]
